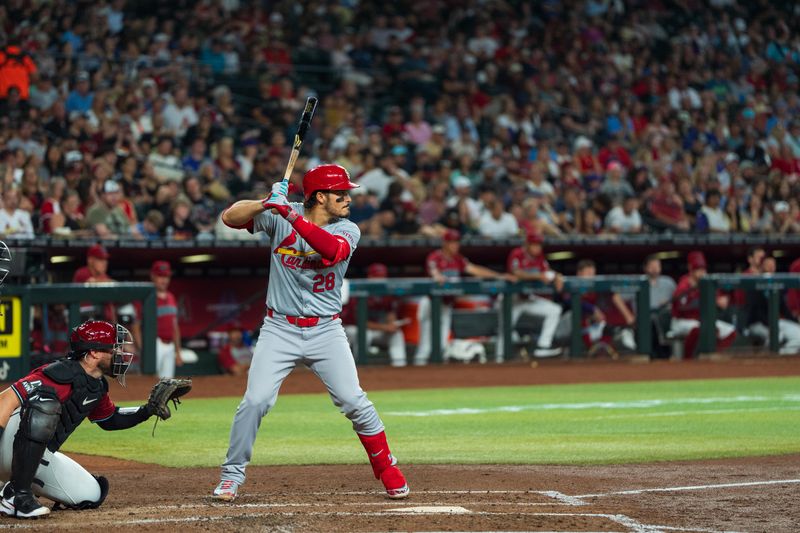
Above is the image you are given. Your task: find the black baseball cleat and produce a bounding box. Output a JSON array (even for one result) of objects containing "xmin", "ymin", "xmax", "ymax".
[{"xmin": 0, "ymin": 483, "xmax": 50, "ymax": 519}]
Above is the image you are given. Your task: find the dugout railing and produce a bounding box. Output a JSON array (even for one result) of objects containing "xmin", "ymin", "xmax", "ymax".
[
  {"xmin": 347, "ymin": 276, "xmax": 652, "ymax": 364},
  {"xmin": 0, "ymin": 283, "xmax": 157, "ymax": 382},
  {"xmin": 698, "ymin": 274, "xmax": 800, "ymax": 354}
]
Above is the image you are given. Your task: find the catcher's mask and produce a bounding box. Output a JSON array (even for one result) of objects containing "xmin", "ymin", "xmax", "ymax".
[{"xmin": 69, "ymin": 320, "xmax": 135, "ymax": 386}]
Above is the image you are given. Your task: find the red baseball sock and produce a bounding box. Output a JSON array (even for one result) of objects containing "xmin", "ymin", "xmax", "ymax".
[
  {"xmin": 358, "ymin": 431, "xmax": 394, "ymax": 479},
  {"xmin": 684, "ymin": 327, "xmax": 700, "ymax": 359},
  {"xmin": 716, "ymin": 331, "xmax": 737, "ymax": 351}
]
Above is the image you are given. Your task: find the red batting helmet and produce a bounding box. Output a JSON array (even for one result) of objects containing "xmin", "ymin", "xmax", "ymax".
[
  {"xmin": 302, "ymin": 164, "xmax": 359, "ymax": 200},
  {"xmin": 366, "ymin": 263, "xmax": 388, "ymax": 278},
  {"xmin": 687, "ymin": 251, "xmax": 707, "ymax": 270},
  {"xmin": 69, "ymin": 320, "xmax": 135, "ymax": 386}
]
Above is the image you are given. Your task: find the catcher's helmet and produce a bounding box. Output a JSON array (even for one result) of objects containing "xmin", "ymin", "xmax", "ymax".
[
  {"xmin": 69, "ymin": 320, "xmax": 135, "ymax": 386},
  {"xmin": 302, "ymin": 164, "xmax": 359, "ymax": 200}
]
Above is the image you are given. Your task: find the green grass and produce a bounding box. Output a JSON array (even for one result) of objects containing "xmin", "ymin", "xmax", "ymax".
[{"xmin": 62, "ymin": 377, "xmax": 800, "ymax": 467}]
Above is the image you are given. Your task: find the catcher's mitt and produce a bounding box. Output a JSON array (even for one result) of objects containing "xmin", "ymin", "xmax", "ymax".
[{"xmin": 147, "ymin": 378, "xmax": 192, "ymax": 421}]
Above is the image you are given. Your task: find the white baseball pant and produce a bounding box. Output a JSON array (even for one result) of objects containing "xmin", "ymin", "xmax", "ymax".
[
  {"xmin": 747, "ymin": 319, "xmax": 800, "ymax": 355},
  {"xmin": 669, "ymin": 318, "xmax": 736, "ymax": 338},
  {"xmin": 413, "ymin": 296, "xmax": 452, "ymax": 366},
  {"xmin": 0, "ymin": 411, "xmax": 102, "ymax": 506},
  {"xmin": 496, "ymin": 296, "xmax": 562, "ymax": 357},
  {"xmin": 156, "ymin": 338, "xmax": 176, "ymax": 378}
]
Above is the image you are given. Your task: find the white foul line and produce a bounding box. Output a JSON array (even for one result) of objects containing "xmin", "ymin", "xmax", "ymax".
[{"xmin": 577, "ymin": 478, "xmax": 800, "ymax": 498}]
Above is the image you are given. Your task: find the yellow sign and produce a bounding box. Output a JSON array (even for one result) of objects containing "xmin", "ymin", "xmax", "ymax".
[{"xmin": 0, "ymin": 297, "xmax": 21, "ymax": 357}]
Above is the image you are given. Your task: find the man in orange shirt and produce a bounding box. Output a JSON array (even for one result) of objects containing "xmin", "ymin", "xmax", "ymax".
[{"xmin": 0, "ymin": 43, "xmax": 37, "ymax": 100}]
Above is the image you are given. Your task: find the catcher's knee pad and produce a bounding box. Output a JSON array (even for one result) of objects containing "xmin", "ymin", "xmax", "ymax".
[
  {"xmin": 19, "ymin": 386, "xmax": 61, "ymax": 444},
  {"xmin": 75, "ymin": 475, "xmax": 109, "ymax": 509},
  {"xmin": 54, "ymin": 475, "xmax": 109, "ymax": 510}
]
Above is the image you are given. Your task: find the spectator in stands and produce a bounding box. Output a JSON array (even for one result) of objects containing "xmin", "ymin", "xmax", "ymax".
[
  {"xmin": 772, "ymin": 201, "xmax": 800, "ymax": 234},
  {"xmin": 65, "ymin": 71, "xmax": 93, "ymax": 115},
  {"xmin": 647, "ymin": 176, "xmax": 690, "ymax": 232},
  {"xmin": 478, "ymin": 198, "xmax": 520, "ymax": 239},
  {"xmin": 670, "ymin": 252, "xmax": 736, "ymax": 359},
  {"xmin": 85, "ymin": 180, "xmax": 132, "ymax": 238},
  {"xmin": 217, "ymin": 324, "xmax": 253, "ymax": 376},
  {"xmin": 134, "ymin": 209, "xmax": 164, "ymax": 240},
  {"xmin": 414, "ymin": 229, "xmax": 514, "ymax": 366},
  {"xmin": 604, "ymin": 194, "xmax": 642, "ymax": 234},
  {"xmin": 500, "ymin": 233, "xmax": 563, "ymax": 358},
  {"xmin": 165, "ymin": 195, "xmax": 199, "ymax": 240},
  {"xmin": 342, "ymin": 263, "xmax": 408, "ymax": 367},
  {"xmin": 0, "ymin": 187, "xmax": 34, "ymax": 239},
  {"xmin": 696, "ymin": 190, "xmax": 731, "ymax": 233},
  {"xmin": 148, "ymin": 136, "xmax": 184, "ymax": 183},
  {"xmin": 150, "ymin": 260, "xmax": 183, "ymax": 378},
  {"xmin": 599, "ymin": 162, "xmax": 634, "ymax": 206}
]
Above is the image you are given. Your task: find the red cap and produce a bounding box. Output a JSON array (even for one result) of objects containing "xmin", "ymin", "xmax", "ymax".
[
  {"xmin": 366, "ymin": 263, "xmax": 388, "ymax": 278},
  {"xmin": 443, "ymin": 229, "xmax": 461, "ymax": 242},
  {"xmin": 687, "ymin": 251, "xmax": 707, "ymax": 270},
  {"xmin": 607, "ymin": 161, "xmax": 623, "ymax": 172},
  {"xmin": 790, "ymin": 258, "xmax": 800, "ymax": 274},
  {"xmin": 87, "ymin": 244, "xmax": 110, "ymax": 260},
  {"xmin": 151, "ymin": 260, "xmax": 173, "ymax": 277},
  {"xmin": 526, "ymin": 232, "xmax": 544, "ymax": 244}
]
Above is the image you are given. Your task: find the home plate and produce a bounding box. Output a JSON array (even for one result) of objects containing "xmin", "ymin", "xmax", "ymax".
[{"xmin": 389, "ymin": 506, "xmax": 471, "ymax": 514}]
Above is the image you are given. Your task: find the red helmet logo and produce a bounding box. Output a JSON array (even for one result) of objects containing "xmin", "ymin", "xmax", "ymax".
[{"xmin": 302, "ymin": 164, "xmax": 359, "ymax": 200}]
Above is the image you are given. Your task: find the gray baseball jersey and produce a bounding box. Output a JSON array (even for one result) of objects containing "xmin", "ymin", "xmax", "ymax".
[
  {"xmin": 253, "ymin": 203, "xmax": 360, "ymax": 317},
  {"xmin": 220, "ymin": 203, "xmax": 384, "ymax": 487}
]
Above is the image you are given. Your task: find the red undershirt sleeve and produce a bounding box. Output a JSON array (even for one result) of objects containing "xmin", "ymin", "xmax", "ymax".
[{"xmin": 290, "ymin": 216, "xmax": 350, "ymax": 264}]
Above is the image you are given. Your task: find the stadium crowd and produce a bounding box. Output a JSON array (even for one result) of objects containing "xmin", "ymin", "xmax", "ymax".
[{"xmin": 0, "ymin": 0, "xmax": 800, "ymax": 243}]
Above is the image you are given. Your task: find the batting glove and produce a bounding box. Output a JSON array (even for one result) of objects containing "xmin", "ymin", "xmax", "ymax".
[
  {"xmin": 262, "ymin": 193, "xmax": 299, "ymax": 222},
  {"xmin": 264, "ymin": 181, "xmax": 289, "ymax": 205}
]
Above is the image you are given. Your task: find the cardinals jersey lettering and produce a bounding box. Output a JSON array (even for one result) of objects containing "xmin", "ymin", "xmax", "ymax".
[
  {"xmin": 253, "ymin": 203, "xmax": 360, "ymax": 317},
  {"xmin": 425, "ymin": 250, "xmax": 468, "ymax": 279}
]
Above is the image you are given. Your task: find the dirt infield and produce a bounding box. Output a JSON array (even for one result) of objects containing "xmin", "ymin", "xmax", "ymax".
[{"xmin": 10, "ymin": 356, "xmax": 800, "ymax": 532}]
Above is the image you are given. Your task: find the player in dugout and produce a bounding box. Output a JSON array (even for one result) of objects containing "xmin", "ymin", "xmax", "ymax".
[{"xmin": 670, "ymin": 251, "xmax": 736, "ymax": 358}]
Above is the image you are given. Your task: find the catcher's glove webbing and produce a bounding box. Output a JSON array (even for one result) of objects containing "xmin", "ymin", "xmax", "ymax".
[{"xmin": 146, "ymin": 378, "xmax": 192, "ymax": 435}]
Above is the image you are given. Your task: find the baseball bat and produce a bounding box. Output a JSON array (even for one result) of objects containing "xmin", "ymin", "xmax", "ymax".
[{"xmin": 280, "ymin": 96, "xmax": 318, "ymax": 185}]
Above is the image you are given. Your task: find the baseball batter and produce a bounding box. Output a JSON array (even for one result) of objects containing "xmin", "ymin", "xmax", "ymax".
[
  {"xmin": 213, "ymin": 164, "xmax": 408, "ymax": 502},
  {"xmin": 0, "ymin": 320, "xmax": 161, "ymax": 518}
]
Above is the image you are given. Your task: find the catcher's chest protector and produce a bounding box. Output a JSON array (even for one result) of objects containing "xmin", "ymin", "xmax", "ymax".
[{"xmin": 42, "ymin": 360, "xmax": 107, "ymax": 453}]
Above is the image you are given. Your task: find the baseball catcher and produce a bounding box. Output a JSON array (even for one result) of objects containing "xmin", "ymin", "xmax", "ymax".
[{"xmin": 0, "ymin": 319, "xmax": 192, "ymax": 519}]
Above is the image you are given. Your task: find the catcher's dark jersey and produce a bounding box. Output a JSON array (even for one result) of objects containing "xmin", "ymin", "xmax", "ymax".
[{"xmin": 11, "ymin": 359, "xmax": 116, "ymax": 451}]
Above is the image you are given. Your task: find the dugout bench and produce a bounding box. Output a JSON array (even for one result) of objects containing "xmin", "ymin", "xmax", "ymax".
[
  {"xmin": 347, "ymin": 276, "xmax": 652, "ymax": 364},
  {"xmin": 698, "ymin": 274, "xmax": 800, "ymax": 354}
]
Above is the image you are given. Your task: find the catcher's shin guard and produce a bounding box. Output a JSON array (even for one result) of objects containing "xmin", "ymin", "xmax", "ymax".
[
  {"xmin": 357, "ymin": 431, "xmax": 409, "ymax": 499},
  {"xmin": 12, "ymin": 388, "xmax": 61, "ymax": 495}
]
